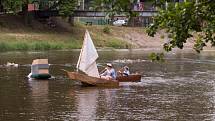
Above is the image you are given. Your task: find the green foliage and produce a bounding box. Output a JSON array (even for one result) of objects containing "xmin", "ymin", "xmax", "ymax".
[
  {"xmin": 2, "ymin": 0, "xmax": 23, "ymax": 12},
  {"xmin": 59, "ymin": 0, "xmax": 77, "ymax": 17},
  {"xmin": 193, "ymin": 35, "xmax": 206, "ymax": 53},
  {"xmin": 0, "ymin": 40, "xmax": 81, "ymax": 51},
  {"xmin": 13, "ymin": 42, "xmax": 29, "ymax": 50},
  {"xmin": 92, "ymin": 0, "xmax": 138, "ymax": 23},
  {"xmin": 0, "ymin": 42, "xmax": 11, "ymax": 51},
  {"xmin": 149, "ymin": 52, "xmax": 165, "ymax": 62},
  {"xmin": 1, "ymin": 0, "xmax": 77, "ymax": 17},
  {"xmin": 147, "ymin": 1, "xmax": 215, "ymax": 53},
  {"xmin": 103, "ymin": 26, "xmax": 111, "ymax": 34},
  {"xmin": 106, "ymin": 39, "xmax": 131, "ymax": 49},
  {"xmin": 31, "ymin": 41, "xmax": 51, "ymax": 50}
]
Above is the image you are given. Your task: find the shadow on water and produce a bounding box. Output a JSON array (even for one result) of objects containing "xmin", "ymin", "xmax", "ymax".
[{"xmin": 1, "ymin": 50, "xmax": 215, "ymax": 120}]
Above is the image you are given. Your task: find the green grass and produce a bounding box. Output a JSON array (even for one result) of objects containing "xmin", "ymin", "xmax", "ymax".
[
  {"xmin": 0, "ymin": 39, "xmax": 82, "ymax": 51},
  {"xmin": 0, "ymin": 23, "xmax": 135, "ymax": 51},
  {"xmin": 106, "ymin": 39, "xmax": 132, "ymax": 49},
  {"xmin": 0, "ymin": 38, "xmax": 131, "ymax": 51}
]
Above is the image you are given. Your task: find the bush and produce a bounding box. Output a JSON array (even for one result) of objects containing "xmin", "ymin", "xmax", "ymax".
[
  {"xmin": 31, "ymin": 41, "xmax": 51, "ymax": 50},
  {"xmin": 0, "ymin": 42, "xmax": 11, "ymax": 51},
  {"xmin": 14, "ymin": 42, "xmax": 29, "ymax": 50},
  {"xmin": 107, "ymin": 39, "xmax": 124, "ymax": 48},
  {"xmin": 103, "ymin": 26, "xmax": 111, "ymax": 34}
]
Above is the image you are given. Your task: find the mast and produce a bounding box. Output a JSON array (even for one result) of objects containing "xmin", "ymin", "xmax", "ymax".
[{"xmin": 76, "ymin": 31, "xmax": 87, "ymax": 72}]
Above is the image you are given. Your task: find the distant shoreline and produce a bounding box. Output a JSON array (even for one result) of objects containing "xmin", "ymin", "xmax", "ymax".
[{"xmin": 0, "ymin": 15, "xmax": 214, "ymax": 52}]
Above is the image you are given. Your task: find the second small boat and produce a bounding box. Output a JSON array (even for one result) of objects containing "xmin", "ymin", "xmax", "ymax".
[
  {"xmin": 28, "ymin": 59, "xmax": 51, "ymax": 80},
  {"xmin": 116, "ymin": 74, "xmax": 141, "ymax": 82}
]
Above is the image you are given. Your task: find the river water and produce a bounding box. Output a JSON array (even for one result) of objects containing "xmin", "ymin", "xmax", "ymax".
[{"xmin": 1, "ymin": 49, "xmax": 215, "ymax": 121}]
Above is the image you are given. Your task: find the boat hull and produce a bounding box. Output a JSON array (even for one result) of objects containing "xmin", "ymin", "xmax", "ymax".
[
  {"xmin": 30, "ymin": 74, "xmax": 51, "ymax": 79},
  {"xmin": 116, "ymin": 75, "xmax": 141, "ymax": 82},
  {"xmin": 66, "ymin": 71, "xmax": 119, "ymax": 87}
]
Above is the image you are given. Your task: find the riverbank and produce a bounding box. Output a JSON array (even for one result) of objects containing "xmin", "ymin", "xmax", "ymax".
[
  {"xmin": 0, "ymin": 15, "xmax": 133, "ymax": 51},
  {"xmin": 0, "ymin": 15, "xmax": 198, "ymax": 51}
]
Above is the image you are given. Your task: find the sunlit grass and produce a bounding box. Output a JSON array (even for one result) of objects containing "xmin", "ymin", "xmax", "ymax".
[
  {"xmin": 0, "ymin": 39, "xmax": 82, "ymax": 51},
  {"xmin": 107, "ymin": 39, "xmax": 132, "ymax": 49},
  {"xmin": 0, "ymin": 23, "xmax": 135, "ymax": 51}
]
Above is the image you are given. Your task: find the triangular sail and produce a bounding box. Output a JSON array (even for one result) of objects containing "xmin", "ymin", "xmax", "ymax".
[{"xmin": 76, "ymin": 30, "xmax": 99, "ymax": 77}]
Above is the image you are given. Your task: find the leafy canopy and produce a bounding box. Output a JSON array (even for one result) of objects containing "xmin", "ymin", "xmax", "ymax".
[
  {"xmin": 92, "ymin": 0, "xmax": 138, "ymax": 19},
  {"xmin": 58, "ymin": 0, "xmax": 77, "ymax": 17},
  {"xmin": 147, "ymin": 0, "xmax": 215, "ymax": 53},
  {"xmin": 1, "ymin": 0, "xmax": 77, "ymax": 17}
]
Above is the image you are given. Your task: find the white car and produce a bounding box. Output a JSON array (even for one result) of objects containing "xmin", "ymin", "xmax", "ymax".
[{"xmin": 113, "ymin": 20, "xmax": 127, "ymax": 26}]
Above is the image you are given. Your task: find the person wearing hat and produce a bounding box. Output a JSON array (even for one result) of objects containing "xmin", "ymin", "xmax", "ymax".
[
  {"xmin": 100, "ymin": 63, "xmax": 117, "ymax": 80},
  {"xmin": 118, "ymin": 66, "xmax": 130, "ymax": 76}
]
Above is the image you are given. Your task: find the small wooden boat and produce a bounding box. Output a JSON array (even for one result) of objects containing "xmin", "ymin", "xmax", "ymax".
[
  {"xmin": 65, "ymin": 71, "xmax": 119, "ymax": 87},
  {"xmin": 28, "ymin": 59, "xmax": 51, "ymax": 79},
  {"xmin": 64, "ymin": 30, "xmax": 119, "ymax": 87},
  {"xmin": 116, "ymin": 74, "xmax": 141, "ymax": 82}
]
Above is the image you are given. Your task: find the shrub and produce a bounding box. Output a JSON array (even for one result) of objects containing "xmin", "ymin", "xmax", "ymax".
[
  {"xmin": 0, "ymin": 42, "xmax": 11, "ymax": 51},
  {"xmin": 14, "ymin": 42, "xmax": 29, "ymax": 50},
  {"xmin": 103, "ymin": 26, "xmax": 111, "ymax": 34}
]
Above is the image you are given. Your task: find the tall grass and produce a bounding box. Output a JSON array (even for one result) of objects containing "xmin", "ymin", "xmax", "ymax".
[
  {"xmin": 0, "ymin": 24, "xmax": 135, "ymax": 51},
  {"xmin": 0, "ymin": 40, "xmax": 82, "ymax": 51},
  {"xmin": 106, "ymin": 39, "xmax": 132, "ymax": 49}
]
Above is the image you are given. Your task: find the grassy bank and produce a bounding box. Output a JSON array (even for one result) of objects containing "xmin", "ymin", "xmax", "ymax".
[
  {"xmin": 0, "ymin": 30, "xmax": 132, "ymax": 51},
  {"xmin": 0, "ymin": 32, "xmax": 82, "ymax": 51},
  {"xmin": 0, "ymin": 15, "xmax": 133, "ymax": 51}
]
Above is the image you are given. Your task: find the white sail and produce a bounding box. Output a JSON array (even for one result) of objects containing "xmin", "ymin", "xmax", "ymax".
[{"xmin": 76, "ymin": 30, "xmax": 99, "ymax": 77}]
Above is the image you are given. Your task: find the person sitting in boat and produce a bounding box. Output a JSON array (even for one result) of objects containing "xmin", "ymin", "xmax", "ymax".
[
  {"xmin": 100, "ymin": 63, "xmax": 117, "ymax": 80},
  {"xmin": 123, "ymin": 66, "xmax": 130, "ymax": 76},
  {"xmin": 118, "ymin": 66, "xmax": 130, "ymax": 76}
]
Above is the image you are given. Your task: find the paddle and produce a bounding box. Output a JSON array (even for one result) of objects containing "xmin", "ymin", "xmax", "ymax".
[{"xmin": 99, "ymin": 68, "xmax": 107, "ymax": 75}]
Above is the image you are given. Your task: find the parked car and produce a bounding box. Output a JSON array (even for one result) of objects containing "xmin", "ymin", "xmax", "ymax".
[{"xmin": 113, "ymin": 19, "xmax": 127, "ymax": 26}]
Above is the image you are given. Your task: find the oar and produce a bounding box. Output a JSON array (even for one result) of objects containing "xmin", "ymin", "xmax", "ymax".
[{"xmin": 99, "ymin": 68, "xmax": 107, "ymax": 75}]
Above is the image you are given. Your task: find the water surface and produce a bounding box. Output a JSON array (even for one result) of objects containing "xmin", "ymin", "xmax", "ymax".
[{"xmin": 1, "ymin": 49, "xmax": 215, "ymax": 121}]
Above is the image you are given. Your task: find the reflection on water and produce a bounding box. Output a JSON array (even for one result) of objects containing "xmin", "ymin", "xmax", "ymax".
[
  {"xmin": 76, "ymin": 88, "xmax": 98, "ymax": 121},
  {"xmin": 1, "ymin": 50, "xmax": 215, "ymax": 120},
  {"xmin": 28, "ymin": 80, "xmax": 49, "ymax": 120}
]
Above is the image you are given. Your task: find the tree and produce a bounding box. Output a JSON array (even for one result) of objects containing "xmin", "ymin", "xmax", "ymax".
[
  {"xmin": 1, "ymin": 0, "xmax": 31, "ymax": 25},
  {"xmin": 1, "ymin": 0, "xmax": 23, "ymax": 12},
  {"xmin": 147, "ymin": 0, "xmax": 215, "ymax": 53},
  {"xmin": 55, "ymin": 0, "xmax": 77, "ymax": 17},
  {"xmin": 1, "ymin": 0, "xmax": 78, "ymax": 22},
  {"xmin": 92, "ymin": 0, "xmax": 138, "ymax": 26}
]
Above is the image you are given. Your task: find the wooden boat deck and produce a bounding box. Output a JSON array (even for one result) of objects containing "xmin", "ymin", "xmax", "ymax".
[
  {"xmin": 66, "ymin": 71, "xmax": 119, "ymax": 87},
  {"xmin": 64, "ymin": 70, "xmax": 142, "ymax": 87},
  {"xmin": 116, "ymin": 74, "xmax": 141, "ymax": 82}
]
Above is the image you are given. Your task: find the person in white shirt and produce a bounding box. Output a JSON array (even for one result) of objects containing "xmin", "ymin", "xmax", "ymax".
[{"xmin": 100, "ymin": 63, "xmax": 117, "ymax": 80}]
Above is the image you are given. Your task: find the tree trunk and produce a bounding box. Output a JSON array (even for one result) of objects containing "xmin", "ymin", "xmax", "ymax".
[
  {"xmin": 22, "ymin": 0, "xmax": 32, "ymax": 26},
  {"xmin": 0, "ymin": 0, "xmax": 2, "ymax": 12},
  {"xmin": 110, "ymin": 15, "xmax": 115, "ymax": 25},
  {"xmin": 68, "ymin": 15, "xmax": 75, "ymax": 26},
  {"xmin": 127, "ymin": 11, "xmax": 135, "ymax": 27}
]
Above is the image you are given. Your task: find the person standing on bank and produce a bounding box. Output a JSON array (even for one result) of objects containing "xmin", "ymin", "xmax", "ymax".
[{"xmin": 100, "ymin": 63, "xmax": 117, "ymax": 80}]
